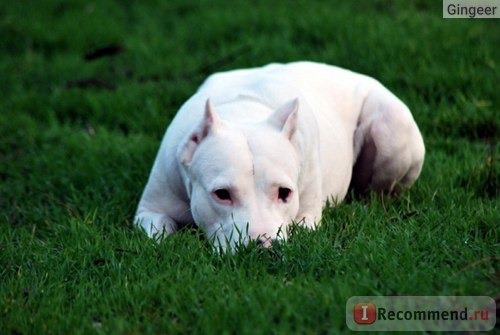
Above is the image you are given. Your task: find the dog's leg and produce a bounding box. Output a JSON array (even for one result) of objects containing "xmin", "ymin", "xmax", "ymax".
[
  {"xmin": 351, "ymin": 88, "xmax": 425, "ymax": 195},
  {"xmin": 134, "ymin": 156, "xmax": 188, "ymax": 239},
  {"xmin": 295, "ymin": 150, "xmax": 324, "ymax": 228}
]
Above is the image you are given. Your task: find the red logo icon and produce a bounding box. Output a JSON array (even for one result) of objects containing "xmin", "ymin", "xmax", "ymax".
[{"xmin": 354, "ymin": 302, "xmax": 377, "ymax": 324}]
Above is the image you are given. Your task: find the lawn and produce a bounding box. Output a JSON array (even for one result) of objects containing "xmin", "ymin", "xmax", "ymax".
[{"xmin": 0, "ymin": 0, "xmax": 498, "ymax": 334}]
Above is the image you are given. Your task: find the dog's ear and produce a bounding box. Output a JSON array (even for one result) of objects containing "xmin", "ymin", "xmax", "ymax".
[
  {"xmin": 267, "ymin": 98, "xmax": 299, "ymax": 140},
  {"xmin": 179, "ymin": 99, "xmax": 221, "ymax": 166}
]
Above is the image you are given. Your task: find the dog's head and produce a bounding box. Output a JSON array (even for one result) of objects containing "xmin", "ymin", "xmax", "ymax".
[{"xmin": 178, "ymin": 99, "xmax": 301, "ymax": 250}]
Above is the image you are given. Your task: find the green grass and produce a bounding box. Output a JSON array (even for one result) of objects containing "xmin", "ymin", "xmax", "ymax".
[{"xmin": 1, "ymin": 0, "xmax": 498, "ymax": 334}]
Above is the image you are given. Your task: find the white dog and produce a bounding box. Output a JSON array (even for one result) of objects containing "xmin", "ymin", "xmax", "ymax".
[{"xmin": 135, "ymin": 62, "xmax": 425, "ymax": 249}]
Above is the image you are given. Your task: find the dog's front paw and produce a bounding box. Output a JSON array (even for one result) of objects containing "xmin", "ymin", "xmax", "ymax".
[
  {"xmin": 134, "ymin": 211, "xmax": 176, "ymax": 240},
  {"xmin": 295, "ymin": 213, "xmax": 320, "ymax": 229}
]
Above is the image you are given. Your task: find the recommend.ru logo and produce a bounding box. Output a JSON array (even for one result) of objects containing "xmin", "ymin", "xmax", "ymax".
[
  {"xmin": 346, "ymin": 296, "xmax": 496, "ymax": 331},
  {"xmin": 353, "ymin": 302, "xmax": 377, "ymax": 324}
]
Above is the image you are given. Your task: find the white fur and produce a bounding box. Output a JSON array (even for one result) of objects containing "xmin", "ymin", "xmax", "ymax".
[{"xmin": 135, "ymin": 62, "xmax": 425, "ymax": 250}]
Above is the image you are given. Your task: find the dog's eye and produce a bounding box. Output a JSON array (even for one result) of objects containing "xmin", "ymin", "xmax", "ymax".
[
  {"xmin": 213, "ymin": 189, "xmax": 231, "ymax": 201},
  {"xmin": 278, "ymin": 187, "xmax": 292, "ymax": 203}
]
